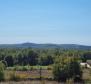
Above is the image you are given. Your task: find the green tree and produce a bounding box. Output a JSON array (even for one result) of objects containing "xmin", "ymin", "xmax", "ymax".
[
  {"xmin": 4, "ymin": 55, "xmax": 14, "ymax": 67},
  {"xmin": 53, "ymin": 57, "xmax": 82, "ymax": 82}
]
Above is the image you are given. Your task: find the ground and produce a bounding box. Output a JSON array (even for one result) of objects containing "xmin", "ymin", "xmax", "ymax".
[
  {"xmin": 0, "ymin": 66, "xmax": 91, "ymax": 84},
  {"xmin": 0, "ymin": 80, "xmax": 60, "ymax": 84}
]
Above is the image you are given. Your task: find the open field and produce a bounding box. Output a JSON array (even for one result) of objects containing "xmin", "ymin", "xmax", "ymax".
[
  {"xmin": 0, "ymin": 80, "xmax": 60, "ymax": 84},
  {"xmin": 5, "ymin": 70, "xmax": 53, "ymax": 80},
  {"xmin": 0, "ymin": 68, "xmax": 91, "ymax": 84}
]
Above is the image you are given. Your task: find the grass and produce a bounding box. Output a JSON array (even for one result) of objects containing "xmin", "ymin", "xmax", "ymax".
[
  {"xmin": 0, "ymin": 80, "xmax": 60, "ymax": 84},
  {"xmin": 7, "ymin": 65, "xmax": 52, "ymax": 71},
  {"xmin": 82, "ymin": 68, "xmax": 91, "ymax": 83},
  {"xmin": 4, "ymin": 69, "xmax": 53, "ymax": 81},
  {"xmin": 2, "ymin": 65, "xmax": 91, "ymax": 84}
]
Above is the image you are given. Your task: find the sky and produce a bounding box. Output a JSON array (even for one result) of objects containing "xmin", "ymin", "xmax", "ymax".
[{"xmin": 0, "ymin": 0, "xmax": 91, "ymax": 45}]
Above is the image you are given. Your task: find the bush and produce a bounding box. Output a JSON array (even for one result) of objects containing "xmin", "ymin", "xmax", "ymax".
[
  {"xmin": 30, "ymin": 66, "xmax": 33, "ymax": 70},
  {"xmin": 9, "ymin": 71, "xmax": 20, "ymax": 81},
  {"xmin": 53, "ymin": 57, "xmax": 82, "ymax": 82},
  {"xmin": 0, "ymin": 71, "xmax": 4, "ymax": 81},
  {"xmin": 22, "ymin": 66, "xmax": 28, "ymax": 71},
  {"xmin": 66, "ymin": 78, "xmax": 74, "ymax": 84},
  {"xmin": 0, "ymin": 61, "xmax": 5, "ymax": 81},
  {"xmin": 47, "ymin": 66, "xmax": 52, "ymax": 70},
  {"xmin": 13, "ymin": 65, "xmax": 31, "ymax": 71}
]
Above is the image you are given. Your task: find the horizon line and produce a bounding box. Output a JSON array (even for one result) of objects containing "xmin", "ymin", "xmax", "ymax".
[{"xmin": 0, "ymin": 42, "xmax": 91, "ymax": 46}]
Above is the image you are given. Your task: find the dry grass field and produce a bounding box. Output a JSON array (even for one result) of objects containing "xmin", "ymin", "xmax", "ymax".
[
  {"xmin": 0, "ymin": 67, "xmax": 91, "ymax": 84},
  {"xmin": 0, "ymin": 80, "xmax": 60, "ymax": 84},
  {"xmin": 4, "ymin": 69, "xmax": 53, "ymax": 80},
  {"xmin": 16, "ymin": 70, "xmax": 53, "ymax": 79}
]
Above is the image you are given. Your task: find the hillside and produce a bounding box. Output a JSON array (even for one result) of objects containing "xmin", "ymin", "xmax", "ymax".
[{"xmin": 0, "ymin": 43, "xmax": 91, "ymax": 50}]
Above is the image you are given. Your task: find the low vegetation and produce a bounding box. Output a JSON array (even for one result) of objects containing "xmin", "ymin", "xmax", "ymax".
[{"xmin": 0, "ymin": 61, "xmax": 5, "ymax": 81}]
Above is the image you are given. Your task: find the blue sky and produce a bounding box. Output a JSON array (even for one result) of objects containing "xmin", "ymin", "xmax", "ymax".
[{"xmin": 0, "ymin": 0, "xmax": 91, "ymax": 45}]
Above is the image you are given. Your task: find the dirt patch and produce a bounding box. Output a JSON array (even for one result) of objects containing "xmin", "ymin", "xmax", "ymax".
[{"xmin": 9, "ymin": 70, "xmax": 53, "ymax": 79}]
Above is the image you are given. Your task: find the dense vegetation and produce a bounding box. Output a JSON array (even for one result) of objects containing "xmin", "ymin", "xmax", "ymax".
[
  {"xmin": 53, "ymin": 57, "xmax": 82, "ymax": 82},
  {"xmin": 0, "ymin": 61, "xmax": 5, "ymax": 81},
  {"xmin": 0, "ymin": 48, "xmax": 86, "ymax": 66},
  {"xmin": 0, "ymin": 48, "xmax": 91, "ymax": 83}
]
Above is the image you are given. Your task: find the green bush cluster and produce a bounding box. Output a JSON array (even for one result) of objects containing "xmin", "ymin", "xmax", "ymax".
[
  {"xmin": 53, "ymin": 57, "xmax": 82, "ymax": 82},
  {"xmin": 0, "ymin": 61, "xmax": 5, "ymax": 81}
]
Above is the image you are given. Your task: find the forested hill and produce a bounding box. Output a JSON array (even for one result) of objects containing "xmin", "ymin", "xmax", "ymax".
[{"xmin": 0, "ymin": 43, "xmax": 91, "ymax": 50}]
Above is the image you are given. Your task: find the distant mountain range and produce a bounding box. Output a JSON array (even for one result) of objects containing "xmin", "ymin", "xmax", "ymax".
[{"xmin": 0, "ymin": 42, "xmax": 91, "ymax": 50}]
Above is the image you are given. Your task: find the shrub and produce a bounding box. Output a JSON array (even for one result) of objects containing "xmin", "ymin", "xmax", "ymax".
[
  {"xmin": 66, "ymin": 78, "xmax": 74, "ymax": 84},
  {"xmin": 9, "ymin": 71, "xmax": 20, "ymax": 81},
  {"xmin": 0, "ymin": 61, "xmax": 5, "ymax": 81},
  {"xmin": 47, "ymin": 66, "xmax": 52, "ymax": 70},
  {"xmin": 22, "ymin": 66, "xmax": 28, "ymax": 71},
  {"xmin": 0, "ymin": 71, "xmax": 4, "ymax": 81},
  {"xmin": 14, "ymin": 65, "xmax": 31, "ymax": 71},
  {"xmin": 53, "ymin": 57, "xmax": 82, "ymax": 82},
  {"xmin": 30, "ymin": 66, "xmax": 33, "ymax": 70}
]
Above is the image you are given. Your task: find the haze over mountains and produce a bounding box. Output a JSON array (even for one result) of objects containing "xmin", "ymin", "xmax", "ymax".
[{"xmin": 0, "ymin": 42, "xmax": 91, "ymax": 50}]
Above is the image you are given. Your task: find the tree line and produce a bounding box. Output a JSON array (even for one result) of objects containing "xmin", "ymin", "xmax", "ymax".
[{"xmin": 0, "ymin": 48, "xmax": 90, "ymax": 67}]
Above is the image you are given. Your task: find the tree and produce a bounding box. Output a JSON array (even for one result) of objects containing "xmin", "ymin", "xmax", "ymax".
[
  {"xmin": 53, "ymin": 57, "xmax": 82, "ymax": 82},
  {"xmin": 27, "ymin": 50, "xmax": 38, "ymax": 65},
  {"xmin": 39, "ymin": 54, "xmax": 53, "ymax": 65},
  {"xmin": 68, "ymin": 58, "xmax": 82, "ymax": 80},
  {"xmin": 4, "ymin": 55, "xmax": 14, "ymax": 67}
]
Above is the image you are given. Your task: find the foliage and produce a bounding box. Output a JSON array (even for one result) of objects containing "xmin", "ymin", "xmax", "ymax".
[
  {"xmin": 0, "ymin": 61, "xmax": 5, "ymax": 81},
  {"xmin": 0, "ymin": 48, "xmax": 90, "ymax": 82},
  {"xmin": 0, "ymin": 48, "xmax": 85, "ymax": 67},
  {"xmin": 53, "ymin": 57, "xmax": 82, "ymax": 82},
  {"xmin": 4, "ymin": 55, "xmax": 14, "ymax": 67},
  {"xmin": 9, "ymin": 71, "xmax": 20, "ymax": 81}
]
